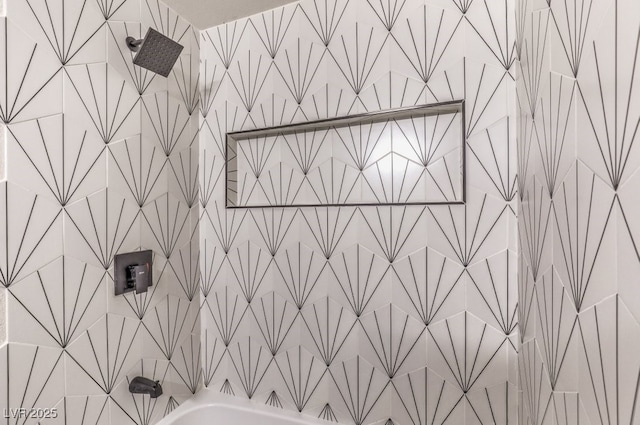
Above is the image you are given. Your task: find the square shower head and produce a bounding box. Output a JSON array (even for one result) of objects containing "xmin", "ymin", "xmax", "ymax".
[{"xmin": 132, "ymin": 28, "xmax": 184, "ymax": 77}]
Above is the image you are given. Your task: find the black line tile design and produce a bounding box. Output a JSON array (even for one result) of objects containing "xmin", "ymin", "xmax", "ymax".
[
  {"xmin": 170, "ymin": 147, "xmax": 199, "ymax": 208},
  {"xmin": 318, "ymin": 403, "xmax": 339, "ymax": 422},
  {"xmin": 300, "ymin": 207, "xmax": 357, "ymax": 259},
  {"xmin": 427, "ymin": 192, "xmax": 509, "ymax": 267},
  {"xmin": 203, "ymin": 102, "xmax": 245, "ymax": 160},
  {"xmin": 365, "ymin": 0, "xmax": 407, "ymax": 31},
  {"xmin": 274, "ymin": 38, "xmax": 326, "ymax": 105},
  {"xmin": 517, "ymin": 256, "xmax": 535, "ymax": 343},
  {"xmin": 329, "ymin": 356, "xmax": 389, "ymax": 425},
  {"xmin": 300, "ymin": 83, "xmax": 357, "ymax": 121},
  {"xmin": 392, "ymin": 366, "xmax": 464, "ymax": 425},
  {"xmin": 576, "ymin": 0, "xmax": 640, "ymax": 191},
  {"xmin": 300, "ymin": 296, "xmax": 357, "ymax": 367},
  {"xmin": 205, "ymin": 20, "xmax": 249, "ymax": 69},
  {"xmin": 466, "ymin": 382, "xmax": 516, "ymax": 425},
  {"xmin": 204, "ymin": 286, "xmax": 248, "ymax": 347},
  {"xmin": 8, "ymin": 114, "xmax": 105, "ymax": 206},
  {"xmin": 358, "ymin": 72, "xmax": 427, "ymax": 112},
  {"xmin": 9, "ymin": 256, "xmax": 106, "ymax": 348},
  {"xmin": 0, "ymin": 18, "xmax": 63, "ymax": 124},
  {"xmin": 467, "ymin": 250, "xmax": 518, "ymax": 335},
  {"xmin": 328, "ymin": 23, "xmax": 389, "ymax": 95},
  {"xmin": 172, "ymin": 55, "xmax": 200, "ymax": 116},
  {"xmin": 274, "ymin": 346, "xmax": 327, "ymax": 411},
  {"xmin": 534, "ymin": 267, "xmax": 577, "ymax": 389},
  {"xmin": 227, "ymin": 51, "xmax": 273, "ymax": 113},
  {"xmin": 22, "ymin": 0, "xmax": 105, "ymax": 65},
  {"xmin": 66, "ymin": 314, "xmax": 141, "ymax": 394},
  {"xmin": 468, "ymin": 117, "xmax": 517, "ymax": 201},
  {"xmin": 576, "ymin": 296, "xmax": 640, "ymax": 425},
  {"xmin": 552, "ymin": 161, "xmax": 615, "ymax": 312},
  {"xmin": 220, "ymin": 378, "xmax": 235, "ymax": 395},
  {"xmin": 66, "ymin": 190, "xmax": 140, "ymax": 270},
  {"xmin": 200, "ymin": 239, "xmax": 225, "ymax": 297},
  {"xmin": 360, "ymin": 206, "xmax": 426, "ymax": 263},
  {"xmin": 534, "ymin": 73, "xmax": 575, "ymax": 197},
  {"xmin": 2, "ymin": 0, "xmax": 202, "ymax": 423},
  {"xmin": 328, "ymin": 243, "xmax": 390, "ymax": 317},
  {"xmin": 199, "ymin": 149, "xmax": 225, "ymax": 209},
  {"xmin": 464, "ymin": 0, "xmax": 517, "ymax": 71},
  {"xmin": 171, "ymin": 333, "xmax": 203, "ymax": 394},
  {"xmin": 305, "ymin": 158, "xmax": 360, "ymax": 205},
  {"xmin": 550, "ymin": 0, "xmax": 594, "ymax": 77},
  {"xmin": 520, "ymin": 178, "xmax": 552, "ymax": 280},
  {"xmin": 227, "ymin": 240, "xmax": 273, "ymax": 303},
  {"xmin": 265, "ymin": 390, "xmax": 285, "ymax": 408},
  {"xmin": 203, "ymin": 330, "xmax": 226, "ymax": 387},
  {"xmin": 0, "ymin": 182, "xmax": 63, "ymax": 288},
  {"xmin": 141, "ymin": 91, "xmax": 191, "ymax": 156},
  {"xmin": 360, "ymin": 304, "xmax": 426, "ymax": 378},
  {"xmin": 250, "ymin": 5, "xmax": 298, "ymax": 59},
  {"xmin": 518, "ymin": 340, "xmax": 553, "ymax": 425},
  {"xmin": 428, "ymin": 312, "xmax": 507, "ymax": 393},
  {"xmin": 199, "ymin": 61, "xmax": 224, "ymax": 118},
  {"xmin": 143, "ymin": 295, "xmax": 192, "ymax": 360},
  {"xmin": 299, "ymin": 0, "xmax": 351, "ymax": 47},
  {"xmin": 228, "ymin": 336, "xmax": 273, "ymax": 399},
  {"xmin": 392, "ymin": 246, "xmax": 465, "ymax": 326},
  {"xmin": 517, "ymin": 110, "xmax": 534, "ymax": 201},
  {"xmin": 65, "ymin": 63, "xmax": 140, "ymax": 144},
  {"xmin": 142, "ymin": 0, "xmax": 191, "ymax": 44},
  {"xmin": 6, "ymin": 0, "xmax": 614, "ymax": 421},
  {"xmin": 551, "ymin": 392, "xmax": 588, "ymax": 425},
  {"xmin": 164, "ymin": 396, "xmax": 180, "ymax": 417},
  {"xmin": 250, "ymin": 208, "xmax": 298, "ymax": 257},
  {"xmin": 250, "ymin": 291, "xmax": 299, "ymax": 355},
  {"xmin": 0, "ymin": 343, "xmax": 65, "ymax": 419},
  {"xmin": 392, "ymin": 4, "xmax": 463, "ymax": 84},
  {"xmin": 62, "ymin": 396, "xmax": 110, "ymax": 425},
  {"xmin": 205, "ymin": 203, "xmax": 247, "ymax": 253},
  {"xmin": 142, "ymin": 193, "xmax": 190, "ymax": 259},
  {"xmin": 169, "ymin": 240, "xmax": 200, "ymax": 301},
  {"xmin": 519, "ymin": 9, "xmax": 550, "ymax": 117},
  {"xmin": 109, "ymin": 135, "xmax": 167, "ymax": 207},
  {"xmin": 96, "ymin": 0, "xmax": 128, "ymax": 19},
  {"xmin": 275, "ymin": 241, "xmax": 327, "ymax": 309}
]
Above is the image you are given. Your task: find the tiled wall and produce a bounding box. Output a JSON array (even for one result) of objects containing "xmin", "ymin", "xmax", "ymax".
[
  {"xmin": 200, "ymin": 0, "xmax": 518, "ymax": 423},
  {"xmin": 0, "ymin": 0, "xmax": 200, "ymax": 423},
  {"xmin": 516, "ymin": 0, "xmax": 640, "ymax": 424}
]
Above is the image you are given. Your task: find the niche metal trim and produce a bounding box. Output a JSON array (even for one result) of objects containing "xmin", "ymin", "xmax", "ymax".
[{"xmin": 225, "ymin": 100, "xmax": 466, "ymax": 208}]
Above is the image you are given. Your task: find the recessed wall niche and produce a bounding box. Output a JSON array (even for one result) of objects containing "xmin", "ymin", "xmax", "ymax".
[{"xmin": 226, "ymin": 101, "xmax": 465, "ymax": 207}]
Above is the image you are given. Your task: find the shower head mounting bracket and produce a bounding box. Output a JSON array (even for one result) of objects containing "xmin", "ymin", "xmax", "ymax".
[{"xmin": 126, "ymin": 36, "xmax": 143, "ymax": 52}]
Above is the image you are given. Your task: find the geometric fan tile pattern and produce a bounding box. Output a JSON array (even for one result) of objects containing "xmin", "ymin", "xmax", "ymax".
[
  {"xmin": 7, "ymin": 0, "xmax": 633, "ymax": 423},
  {"xmin": 517, "ymin": 1, "xmax": 638, "ymax": 425},
  {"xmin": 1, "ymin": 0, "xmax": 200, "ymax": 423},
  {"xmin": 200, "ymin": 0, "xmax": 517, "ymax": 423}
]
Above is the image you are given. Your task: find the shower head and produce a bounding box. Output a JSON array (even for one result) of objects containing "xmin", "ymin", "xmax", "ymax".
[{"xmin": 126, "ymin": 28, "xmax": 184, "ymax": 77}]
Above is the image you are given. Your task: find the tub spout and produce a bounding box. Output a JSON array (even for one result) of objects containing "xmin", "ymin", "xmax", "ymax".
[{"xmin": 129, "ymin": 376, "xmax": 163, "ymax": 398}]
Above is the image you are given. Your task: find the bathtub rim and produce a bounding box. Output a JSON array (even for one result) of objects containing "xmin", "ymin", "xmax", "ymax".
[{"xmin": 155, "ymin": 389, "xmax": 335, "ymax": 425}]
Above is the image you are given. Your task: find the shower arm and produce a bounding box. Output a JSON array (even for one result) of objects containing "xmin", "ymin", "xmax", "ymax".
[{"xmin": 126, "ymin": 36, "xmax": 144, "ymax": 52}]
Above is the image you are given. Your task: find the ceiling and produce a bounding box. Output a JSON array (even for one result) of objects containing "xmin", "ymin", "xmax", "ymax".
[{"xmin": 164, "ymin": 0, "xmax": 299, "ymax": 29}]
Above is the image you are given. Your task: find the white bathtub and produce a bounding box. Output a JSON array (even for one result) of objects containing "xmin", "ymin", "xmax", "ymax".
[{"xmin": 156, "ymin": 390, "xmax": 331, "ymax": 425}]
